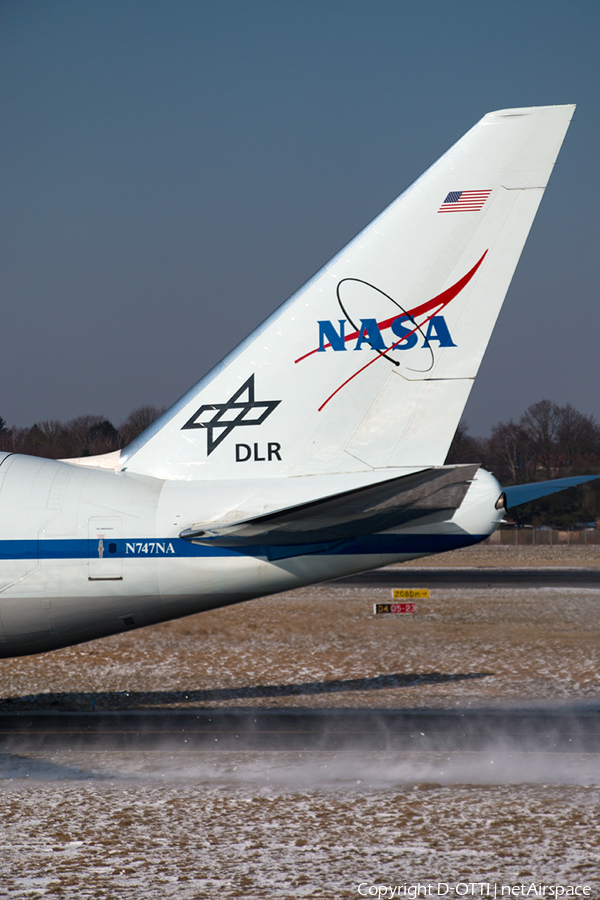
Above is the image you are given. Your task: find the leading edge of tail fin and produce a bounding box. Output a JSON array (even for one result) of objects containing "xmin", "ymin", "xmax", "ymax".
[{"xmin": 122, "ymin": 105, "xmax": 575, "ymax": 481}]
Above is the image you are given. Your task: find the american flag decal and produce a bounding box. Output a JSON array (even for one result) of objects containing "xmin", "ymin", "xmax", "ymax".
[{"xmin": 438, "ymin": 190, "xmax": 492, "ymax": 213}]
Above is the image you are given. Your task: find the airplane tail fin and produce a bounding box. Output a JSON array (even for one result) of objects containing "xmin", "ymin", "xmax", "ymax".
[{"xmin": 121, "ymin": 105, "xmax": 575, "ymax": 481}]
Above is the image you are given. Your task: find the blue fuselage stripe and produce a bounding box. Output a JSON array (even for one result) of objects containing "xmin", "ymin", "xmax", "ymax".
[{"xmin": 0, "ymin": 533, "xmax": 484, "ymax": 562}]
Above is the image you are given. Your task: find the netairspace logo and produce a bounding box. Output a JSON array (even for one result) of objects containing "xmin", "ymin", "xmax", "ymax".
[{"xmin": 356, "ymin": 884, "xmax": 593, "ymax": 898}]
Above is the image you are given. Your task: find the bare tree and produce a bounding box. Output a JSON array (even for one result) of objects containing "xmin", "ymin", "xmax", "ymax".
[
  {"xmin": 519, "ymin": 399, "xmax": 562, "ymax": 478},
  {"xmin": 487, "ymin": 419, "xmax": 530, "ymax": 485},
  {"xmin": 119, "ymin": 406, "xmax": 164, "ymax": 447},
  {"xmin": 555, "ymin": 403, "xmax": 600, "ymax": 468},
  {"xmin": 445, "ymin": 420, "xmax": 485, "ymax": 465},
  {"xmin": 63, "ymin": 415, "xmax": 120, "ymax": 458}
]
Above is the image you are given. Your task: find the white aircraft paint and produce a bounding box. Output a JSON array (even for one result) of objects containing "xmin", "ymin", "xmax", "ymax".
[{"xmin": 0, "ymin": 105, "xmax": 577, "ymax": 657}]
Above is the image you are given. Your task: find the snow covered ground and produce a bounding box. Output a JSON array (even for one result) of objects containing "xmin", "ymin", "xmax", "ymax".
[
  {"xmin": 2, "ymin": 583, "xmax": 600, "ymax": 711},
  {"xmin": 1, "ymin": 752, "xmax": 599, "ymax": 898}
]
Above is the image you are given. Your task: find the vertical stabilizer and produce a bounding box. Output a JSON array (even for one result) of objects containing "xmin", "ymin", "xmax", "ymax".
[{"xmin": 122, "ymin": 105, "xmax": 575, "ymax": 481}]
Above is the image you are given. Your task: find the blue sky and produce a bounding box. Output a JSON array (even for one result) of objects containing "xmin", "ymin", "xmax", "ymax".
[{"xmin": 1, "ymin": 0, "xmax": 598, "ymax": 434}]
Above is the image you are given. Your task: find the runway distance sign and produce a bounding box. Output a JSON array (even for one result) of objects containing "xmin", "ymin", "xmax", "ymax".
[
  {"xmin": 392, "ymin": 589, "xmax": 430, "ymax": 599},
  {"xmin": 374, "ymin": 602, "xmax": 416, "ymax": 615}
]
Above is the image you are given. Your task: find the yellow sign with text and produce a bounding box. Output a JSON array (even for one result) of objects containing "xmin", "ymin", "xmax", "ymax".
[{"xmin": 392, "ymin": 589, "xmax": 430, "ymax": 599}]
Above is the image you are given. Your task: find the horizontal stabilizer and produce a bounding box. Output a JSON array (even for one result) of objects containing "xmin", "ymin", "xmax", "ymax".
[
  {"xmin": 180, "ymin": 464, "xmax": 479, "ymax": 546},
  {"xmin": 503, "ymin": 475, "xmax": 600, "ymax": 509}
]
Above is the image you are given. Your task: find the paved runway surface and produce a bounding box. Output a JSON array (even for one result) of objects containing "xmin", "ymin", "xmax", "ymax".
[
  {"xmin": 2, "ymin": 707, "xmax": 600, "ymax": 752},
  {"xmin": 337, "ymin": 567, "xmax": 600, "ymax": 587}
]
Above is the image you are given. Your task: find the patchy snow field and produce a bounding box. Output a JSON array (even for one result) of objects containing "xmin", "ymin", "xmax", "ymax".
[
  {"xmin": 1, "ymin": 753, "xmax": 600, "ymax": 898},
  {"xmin": 1, "ymin": 545, "xmax": 600, "ymax": 897}
]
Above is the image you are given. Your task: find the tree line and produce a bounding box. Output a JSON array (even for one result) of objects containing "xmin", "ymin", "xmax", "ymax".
[
  {"xmin": 0, "ymin": 406, "xmax": 163, "ymax": 460},
  {"xmin": 446, "ymin": 400, "xmax": 600, "ymax": 527},
  {"xmin": 0, "ymin": 399, "xmax": 598, "ymax": 527}
]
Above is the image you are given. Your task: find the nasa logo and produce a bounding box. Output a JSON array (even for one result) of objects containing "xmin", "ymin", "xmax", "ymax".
[
  {"xmin": 318, "ymin": 273, "xmax": 460, "ymax": 362},
  {"xmin": 316, "ymin": 313, "xmax": 456, "ymax": 354},
  {"xmin": 294, "ymin": 250, "xmax": 488, "ymax": 410}
]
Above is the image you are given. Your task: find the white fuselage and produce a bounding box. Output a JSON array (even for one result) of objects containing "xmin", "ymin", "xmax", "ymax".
[{"xmin": 0, "ymin": 451, "xmax": 503, "ymax": 658}]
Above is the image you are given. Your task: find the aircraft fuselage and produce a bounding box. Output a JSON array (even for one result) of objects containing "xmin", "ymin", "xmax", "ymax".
[{"xmin": 0, "ymin": 451, "xmax": 503, "ymax": 658}]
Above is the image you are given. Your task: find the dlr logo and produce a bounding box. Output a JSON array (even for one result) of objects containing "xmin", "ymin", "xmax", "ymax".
[{"xmin": 235, "ymin": 442, "xmax": 282, "ymax": 462}]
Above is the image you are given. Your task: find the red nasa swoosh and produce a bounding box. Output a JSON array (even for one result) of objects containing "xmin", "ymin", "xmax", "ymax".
[{"xmin": 294, "ymin": 250, "xmax": 488, "ymax": 411}]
